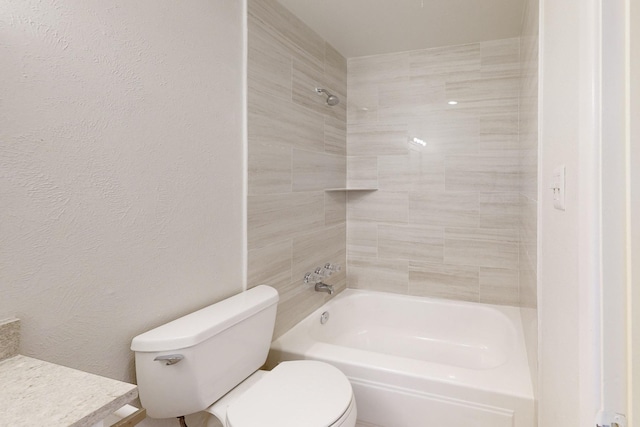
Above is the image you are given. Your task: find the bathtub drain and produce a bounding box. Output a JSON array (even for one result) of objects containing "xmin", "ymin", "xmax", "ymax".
[{"xmin": 320, "ymin": 311, "xmax": 330, "ymax": 325}]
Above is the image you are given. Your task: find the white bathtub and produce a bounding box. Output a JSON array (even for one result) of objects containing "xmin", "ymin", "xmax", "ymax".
[{"xmin": 267, "ymin": 289, "xmax": 534, "ymax": 427}]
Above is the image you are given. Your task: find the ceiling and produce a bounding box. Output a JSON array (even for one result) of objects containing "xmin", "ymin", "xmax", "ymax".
[{"xmin": 275, "ymin": 0, "xmax": 526, "ymax": 58}]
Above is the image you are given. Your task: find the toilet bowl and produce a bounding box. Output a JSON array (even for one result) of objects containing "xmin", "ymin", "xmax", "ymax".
[
  {"xmin": 131, "ymin": 285, "xmax": 356, "ymax": 427},
  {"xmin": 207, "ymin": 361, "xmax": 356, "ymax": 427}
]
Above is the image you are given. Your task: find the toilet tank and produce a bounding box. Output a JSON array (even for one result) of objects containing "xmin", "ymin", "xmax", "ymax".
[{"xmin": 131, "ymin": 285, "xmax": 279, "ymax": 419}]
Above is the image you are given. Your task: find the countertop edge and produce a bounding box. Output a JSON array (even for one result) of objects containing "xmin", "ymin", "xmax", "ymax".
[
  {"xmin": 70, "ymin": 387, "xmax": 139, "ymax": 427},
  {"xmin": 0, "ymin": 319, "xmax": 20, "ymax": 361}
]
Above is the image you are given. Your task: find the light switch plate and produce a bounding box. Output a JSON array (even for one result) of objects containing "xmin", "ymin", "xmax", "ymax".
[{"xmin": 553, "ymin": 165, "xmax": 566, "ymax": 210}]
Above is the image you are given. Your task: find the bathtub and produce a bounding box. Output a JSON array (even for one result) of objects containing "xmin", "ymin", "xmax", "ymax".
[{"xmin": 267, "ymin": 289, "xmax": 534, "ymax": 427}]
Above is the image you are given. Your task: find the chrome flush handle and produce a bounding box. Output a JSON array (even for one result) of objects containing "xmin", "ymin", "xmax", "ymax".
[{"xmin": 153, "ymin": 354, "xmax": 184, "ymax": 365}]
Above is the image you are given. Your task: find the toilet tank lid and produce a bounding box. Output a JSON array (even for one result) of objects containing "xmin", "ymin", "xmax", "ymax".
[{"xmin": 131, "ymin": 285, "xmax": 279, "ymax": 352}]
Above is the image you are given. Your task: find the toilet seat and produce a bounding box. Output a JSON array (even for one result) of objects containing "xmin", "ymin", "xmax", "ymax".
[{"xmin": 224, "ymin": 361, "xmax": 354, "ymax": 427}]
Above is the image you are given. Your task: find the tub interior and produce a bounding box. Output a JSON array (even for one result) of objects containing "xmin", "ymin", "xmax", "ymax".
[
  {"xmin": 309, "ymin": 292, "xmax": 516, "ymax": 370},
  {"xmin": 269, "ymin": 289, "xmax": 535, "ymax": 427}
]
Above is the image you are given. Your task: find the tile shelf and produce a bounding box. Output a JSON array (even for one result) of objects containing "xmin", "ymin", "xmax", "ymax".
[{"xmin": 325, "ymin": 188, "xmax": 378, "ymax": 192}]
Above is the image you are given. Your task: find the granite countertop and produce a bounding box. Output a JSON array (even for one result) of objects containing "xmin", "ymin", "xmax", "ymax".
[{"xmin": 0, "ymin": 319, "xmax": 138, "ymax": 427}]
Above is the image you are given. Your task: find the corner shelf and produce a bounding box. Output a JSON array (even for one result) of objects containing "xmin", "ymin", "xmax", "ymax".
[{"xmin": 324, "ymin": 188, "xmax": 378, "ymax": 192}]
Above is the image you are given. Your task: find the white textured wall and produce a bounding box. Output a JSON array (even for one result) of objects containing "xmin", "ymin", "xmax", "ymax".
[{"xmin": 0, "ymin": 0, "xmax": 245, "ymax": 409}]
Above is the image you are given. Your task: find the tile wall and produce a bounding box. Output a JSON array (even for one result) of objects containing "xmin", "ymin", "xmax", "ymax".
[
  {"xmin": 249, "ymin": 0, "xmax": 538, "ymax": 339},
  {"xmin": 346, "ymin": 39, "xmax": 522, "ymax": 305},
  {"xmin": 519, "ymin": 0, "xmax": 539, "ymax": 310},
  {"xmin": 247, "ymin": 0, "xmax": 348, "ymax": 338},
  {"xmin": 519, "ymin": 0, "xmax": 540, "ymax": 396}
]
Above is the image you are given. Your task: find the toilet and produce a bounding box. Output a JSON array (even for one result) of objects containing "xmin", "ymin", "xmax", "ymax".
[{"xmin": 131, "ymin": 285, "xmax": 357, "ymax": 427}]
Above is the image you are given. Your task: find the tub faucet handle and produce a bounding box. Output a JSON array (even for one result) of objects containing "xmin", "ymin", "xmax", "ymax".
[
  {"xmin": 324, "ymin": 263, "xmax": 341, "ymax": 273},
  {"xmin": 304, "ymin": 272, "xmax": 323, "ymax": 284}
]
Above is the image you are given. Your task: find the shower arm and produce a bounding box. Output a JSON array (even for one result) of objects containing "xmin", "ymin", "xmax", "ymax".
[{"xmin": 315, "ymin": 87, "xmax": 340, "ymax": 106}]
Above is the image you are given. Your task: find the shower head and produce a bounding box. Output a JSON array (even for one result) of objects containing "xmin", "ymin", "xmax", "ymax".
[{"xmin": 315, "ymin": 88, "xmax": 340, "ymax": 106}]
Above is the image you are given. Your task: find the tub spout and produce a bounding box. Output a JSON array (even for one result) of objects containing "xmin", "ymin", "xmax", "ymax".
[{"xmin": 315, "ymin": 282, "xmax": 334, "ymax": 295}]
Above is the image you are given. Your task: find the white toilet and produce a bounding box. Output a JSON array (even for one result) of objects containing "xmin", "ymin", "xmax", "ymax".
[{"xmin": 131, "ymin": 285, "xmax": 357, "ymax": 427}]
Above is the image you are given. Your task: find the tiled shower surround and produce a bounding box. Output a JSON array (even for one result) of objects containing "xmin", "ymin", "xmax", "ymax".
[
  {"xmin": 519, "ymin": 0, "xmax": 539, "ymax": 311},
  {"xmin": 248, "ymin": 0, "xmax": 536, "ymax": 339},
  {"xmin": 519, "ymin": 0, "xmax": 540, "ymax": 395},
  {"xmin": 346, "ymin": 39, "xmax": 522, "ymax": 305},
  {"xmin": 247, "ymin": 0, "xmax": 348, "ymax": 338}
]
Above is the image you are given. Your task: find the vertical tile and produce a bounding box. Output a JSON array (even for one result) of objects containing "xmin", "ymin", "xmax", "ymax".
[
  {"xmin": 519, "ymin": 0, "xmax": 539, "ymax": 329},
  {"xmin": 409, "ymin": 149, "xmax": 447, "ymax": 191},
  {"xmin": 292, "ymin": 56, "xmax": 346, "ymax": 123},
  {"xmin": 348, "ymin": 191, "xmax": 409, "ymax": 224},
  {"xmin": 292, "ymin": 224, "xmax": 346, "ymax": 281},
  {"xmin": 479, "ymin": 267, "xmax": 519, "ymax": 305},
  {"xmin": 247, "ymin": 19, "xmax": 292, "ymax": 103},
  {"xmin": 248, "ymin": 141, "xmax": 292, "ymax": 195},
  {"xmin": 247, "ymin": 192, "xmax": 325, "ymax": 249},
  {"xmin": 347, "ymin": 220, "xmax": 378, "ymax": 258},
  {"xmin": 347, "ymin": 156, "xmax": 378, "ymax": 188},
  {"xmin": 407, "ymin": 111, "xmax": 479, "ymax": 155},
  {"xmin": 378, "ymin": 153, "xmax": 446, "ymax": 192},
  {"xmin": 519, "ymin": 193, "xmax": 538, "ymax": 308},
  {"xmin": 479, "ymin": 192, "xmax": 520, "ymax": 228},
  {"xmin": 445, "ymin": 76, "xmax": 520, "ymax": 104},
  {"xmin": 348, "ymin": 123, "xmax": 408, "ymax": 156},
  {"xmin": 445, "ymin": 151, "xmax": 520, "ymax": 192},
  {"xmin": 325, "ymin": 116, "xmax": 346, "ymax": 155},
  {"xmin": 247, "ymin": 240, "xmax": 293, "ymax": 290},
  {"xmin": 377, "ymin": 155, "xmax": 411, "ymax": 191},
  {"xmin": 409, "ymin": 43, "xmax": 481, "ymax": 83},
  {"xmin": 325, "ymin": 191, "xmax": 346, "ymax": 226},
  {"xmin": 480, "ymin": 38, "xmax": 520, "ymax": 78},
  {"xmin": 409, "ymin": 191, "xmax": 479, "ymax": 227},
  {"xmin": 408, "ymin": 261, "xmax": 479, "ymax": 302},
  {"xmin": 248, "ymin": 95, "xmax": 325, "ymax": 153},
  {"xmin": 348, "ymin": 257, "xmax": 409, "ymax": 294},
  {"xmin": 520, "ymin": 136, "xmax": 538, "ymax": 199},
  {"xmin": 444, "ymin": 227, "xmax": 519, "ymax": 270},
  {"xmin": 292, "ymin": 149, "xmax": 345, "ymax": 191},
  {"xmin": 377, "ymin": 80, "xmax": 445, "ymax": 123},
  {"xmin": 347, "ymin": 83, "xmax": 379, "ymax": 125},
  {"xmin": 325, "ymin": 42, "xmax": 347, "ymax": 96},
  {"xmin": 378, "ymin": 224, "xmax": 444, "ymax": 263},
  {"xmin": 348, "ymin": 52, "xmax": 410, "ymax": 85},
  {"xmin": 292, "ymin": 57, "xmax": 329, "ymax": 115},
  {"xmin": 248, "ymin": 0, "xmax": 325, "ymax": 71},
  {"xmin": 520, "ymin": 194, "xmax": 538, "ymax": 264},
  {"xmin": 444, "ymin": 76, "xmax": 519, "ymax": 117},
  {"xmin": 378, "ymin": 80, "xmax": 443, "ymax": 108},
  {"xmin": 519, "ymin": 0, "xmax": 539, "ymax": 393},
  {"xmin": 519, "ymin": 249, "xmax": 537, "ymax": 309},
  {"xmin": 479, "ymin": 111, "xmax": 519, "ymax": 152}
]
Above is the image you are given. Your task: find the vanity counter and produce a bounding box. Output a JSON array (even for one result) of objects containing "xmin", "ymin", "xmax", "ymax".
[
  {"xmin": 0, "ymin": 319, "xmax": 138, "ymax": 427},
  {"xmin": 0, "ymin": 355, "xmax": 138, "ymax": 427}
]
